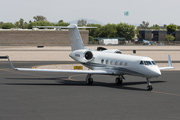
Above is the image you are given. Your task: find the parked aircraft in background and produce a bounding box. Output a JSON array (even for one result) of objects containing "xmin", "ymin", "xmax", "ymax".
[{"xmin": 2, "ymin": 24, "xmax": 174, "ymax": 91}]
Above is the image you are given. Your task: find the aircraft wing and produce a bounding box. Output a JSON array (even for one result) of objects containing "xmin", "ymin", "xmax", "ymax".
[
  {"xmin": 159, "ymin": 55, "xmax": 174, "ymax": 71},
  {"xmin": 1, "ymin": 56, "xmax": 113, "ymax": 75},
  {"xmin": 13, "ymin": 68, "xmax": 113, "ymax": 74},
  {"xmin": 159, "ymin": 67, "xmax": 174, "ymax": 71}
]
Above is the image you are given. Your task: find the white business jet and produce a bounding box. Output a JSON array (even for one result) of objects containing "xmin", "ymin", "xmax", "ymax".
[{"xmin": 3, "ymin": 24, "xmax": 174, "ymax": 91}]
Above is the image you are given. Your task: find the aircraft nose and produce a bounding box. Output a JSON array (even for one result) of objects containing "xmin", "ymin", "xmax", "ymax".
[
  {"xmin": 153, "ymin": 68, "xmax": 161, "ymax": 77},
  {"xmin": 156, "ymin": 70, "xmax": 161, "ymax": 76}
]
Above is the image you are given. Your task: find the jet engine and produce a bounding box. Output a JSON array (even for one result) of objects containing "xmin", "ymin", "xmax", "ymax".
[
  {"xmin": 97, "ymin": 47, "xmax": 107, "ymax": 51},
  {"xmin": 69, "ymin": 49, "xmax": 94, "ymax": 63}
]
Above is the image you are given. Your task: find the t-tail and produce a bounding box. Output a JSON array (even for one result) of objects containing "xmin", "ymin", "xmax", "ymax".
[
  {"xmin": 33, "ymin": 24, "xmax": 97, "ymax": 51},
  {"xmin": 66, "ymin": 24, "xmax": 86, "ymax": 51}
]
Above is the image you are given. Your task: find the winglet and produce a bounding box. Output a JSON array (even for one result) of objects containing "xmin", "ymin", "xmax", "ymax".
[
  {"xmin": 168, "ymin": 55, "xmax": 172, "ymax": 67},
  {"xmin": 159, "ymin": 55, "xmax": 174, "ymax": 71},
  {"xmin": 0, "ymin": 56, "xmax": 16, "ymax": 70}
]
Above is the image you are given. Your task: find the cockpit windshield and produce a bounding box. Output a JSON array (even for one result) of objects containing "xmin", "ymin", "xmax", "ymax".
[
  {"xmin": 139, "ymin": 61, "xmax": 156, "ymax": 65},
  {"xmin": 151, "ymin": 61, "xmax": 156, "ymax": 65},
  {"xmin": 144, "ymin": 61, "xmax": 152, "ymax": 65}
]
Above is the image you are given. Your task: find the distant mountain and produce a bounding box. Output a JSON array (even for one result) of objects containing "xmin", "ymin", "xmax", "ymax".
[{"xmin": 69, "ymin": 18, "xmax": 105, "ymax": 25}]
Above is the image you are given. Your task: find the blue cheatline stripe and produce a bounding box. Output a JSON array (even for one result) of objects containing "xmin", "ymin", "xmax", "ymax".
[{"xmin": 113, "ymin": 67, "xmax": 144, "ymax": 76}]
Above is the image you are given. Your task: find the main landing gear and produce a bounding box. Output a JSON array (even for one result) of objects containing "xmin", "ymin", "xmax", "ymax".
[
  {"xmin": 146, "ymin": 78, "xmax": 153, "ymax": 91},
  {"xmin": 85, "ymin": 74, "xmax": 153, "ymax": 91},
  {"xmin": 86, "ymin": 74, "xmax": 93, "ymax": 85},
  {"xmin": 115, "ymin": 76, "xmax": 124, "ymax": 85}
]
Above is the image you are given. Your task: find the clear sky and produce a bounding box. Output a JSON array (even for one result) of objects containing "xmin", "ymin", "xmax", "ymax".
[{"xmin": 0, "ymin": 0, "xmax": 179, "ymax": 26}]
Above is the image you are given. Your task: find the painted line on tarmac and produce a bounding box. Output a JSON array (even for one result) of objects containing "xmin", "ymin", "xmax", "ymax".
[
  {"xmin": 152, "ymin": 91, "xmax": 180, "ymax": 97},
  {"xmin": 68, "ymin": 74, "xmax": 85, "ymax": 81}
]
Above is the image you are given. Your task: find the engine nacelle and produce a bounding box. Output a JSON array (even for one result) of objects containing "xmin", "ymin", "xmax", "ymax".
[
  {"xmin": 97, "ymin": 47, "xmax": 107, "ymax": 51},
  {"xmin": 102, "ymin": 49, "xmax": 123, "ymax": 54},
  {"xmin": 69, "ymin": 49, "xmax": 94, "ymax": 63}
]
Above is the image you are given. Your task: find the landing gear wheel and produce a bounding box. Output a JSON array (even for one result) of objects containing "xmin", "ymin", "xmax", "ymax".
[
  {"xmin": 146, "ymin": 78, "xmax": 153, "ymax": 91},
  {"xmin": 115, "ymin": 77, "xmax": 122, "ymax": 85},
  {"xmin": 146, "ymin": 85, "xmax": 153, "ymax": 91},
  {"xmin": 86, "ymin": 78, "xmax": 93, "ymax": 85}
]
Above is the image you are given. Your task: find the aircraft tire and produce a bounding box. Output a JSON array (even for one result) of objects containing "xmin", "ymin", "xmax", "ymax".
[
  {"xmin": 86, "ymin": 78, "xmax": 93, "ymax": 85},
  {"xmin": 146, "ymin": 85, "xmax": 153, "ymax": 91},
  {"xmin": 115, "ymin": 77, "xmax": 122, "ymax": 85}
]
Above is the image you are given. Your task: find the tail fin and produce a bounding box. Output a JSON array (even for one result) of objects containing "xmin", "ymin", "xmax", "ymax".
[
  {"xmin": 33, "ymin": 24, "xmax": 97, "ymax": 51},
  {"xmin": 66, "ymin": 24, "xmax": 86, "ymax": 51}
]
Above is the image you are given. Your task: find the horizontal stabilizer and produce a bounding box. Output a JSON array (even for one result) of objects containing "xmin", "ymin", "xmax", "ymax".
[
  {"xmin": 32, "ymin": 26, "xmax": 97, "ymax": 29},
  {"xmin": 0, "ymin": 56, "xmax": 8, "ymax": 59},
  {"xmin": 33, "ymin": 24, "xmax": 97, "ymax": 51}
]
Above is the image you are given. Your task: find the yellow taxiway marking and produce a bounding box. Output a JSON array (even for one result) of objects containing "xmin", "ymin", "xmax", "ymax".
[
  {"xmin": 68, "ymin": 74, "xmax": 85, "ymax": 81},
  {"xmin": 152, "ymin": 91, "xmax": 180, "ymax": 97}
]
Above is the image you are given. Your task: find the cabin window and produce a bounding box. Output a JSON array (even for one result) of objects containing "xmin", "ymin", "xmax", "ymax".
[
  {"xmin": 125, "ymin": 62, "xmax": 127, "ymax": 66},
  {"xmin": 115, "ymin": 61, "xmax": 118, "ymax": 65},
  {"xmin": 110, "ymin": 61, "xmax": 113, "ymax": 65},
  {"xmin": 140, "ymin": 61, "xmax": 144, "ymax": 65},
  {"xmin": 106, "ymin": 60, "xmax": 109, "ymax": 64},
  {"xmin": 101, "ymin": 59, "xmax": 104, "ymax": 64}
]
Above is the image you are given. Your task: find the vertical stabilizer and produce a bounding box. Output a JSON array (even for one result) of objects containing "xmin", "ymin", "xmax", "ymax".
[
  {"xmin": 67, "ymin": 24, "xmax": 86, "ymax": 51},
  {"xmin": 33, "ymin": 24, "xmax": 97, "ymax": 51}
]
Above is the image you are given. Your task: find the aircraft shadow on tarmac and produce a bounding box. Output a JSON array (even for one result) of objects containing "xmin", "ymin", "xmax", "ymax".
[{"xmin": 4, "ymin": 77, "xmax": 166, "ymax": 91}]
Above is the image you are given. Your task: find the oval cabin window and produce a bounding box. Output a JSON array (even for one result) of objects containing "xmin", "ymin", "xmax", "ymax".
[
  {"xmin": 125, "ymin": 62, "xmax": 127, "ymax": 66},
  {"xmin": 101, "ymin": 59, "xmax": 104, "ymax": 64},
  {"xmin": 106, "ymin": 60, "xmax": 108, "ymax": 64}
]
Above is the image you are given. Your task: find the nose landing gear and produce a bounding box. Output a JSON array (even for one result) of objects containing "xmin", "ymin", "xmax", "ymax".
[{"xmin": 146, "ymin": 78, "xmax": 153, "ymax": 91}]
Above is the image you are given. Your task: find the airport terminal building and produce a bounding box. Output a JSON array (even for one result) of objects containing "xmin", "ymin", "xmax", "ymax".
[{"xmin": 139, "ymin": 30, "xmax": 180, "ymax": 41}]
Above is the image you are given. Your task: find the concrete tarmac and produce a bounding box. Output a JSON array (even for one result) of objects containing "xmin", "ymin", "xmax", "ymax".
[{"xmin": 0, "ymin": 61, "xmax": 180, "ymax": 120}]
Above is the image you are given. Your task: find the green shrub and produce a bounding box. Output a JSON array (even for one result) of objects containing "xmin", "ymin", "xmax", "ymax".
[
  {"xmin": 1, "ymin": 23, "xmax": 16, "ymax": 29},
  {"xmin": 166, "ymin": 24, "xmax": 177, "ymax": 32}
]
